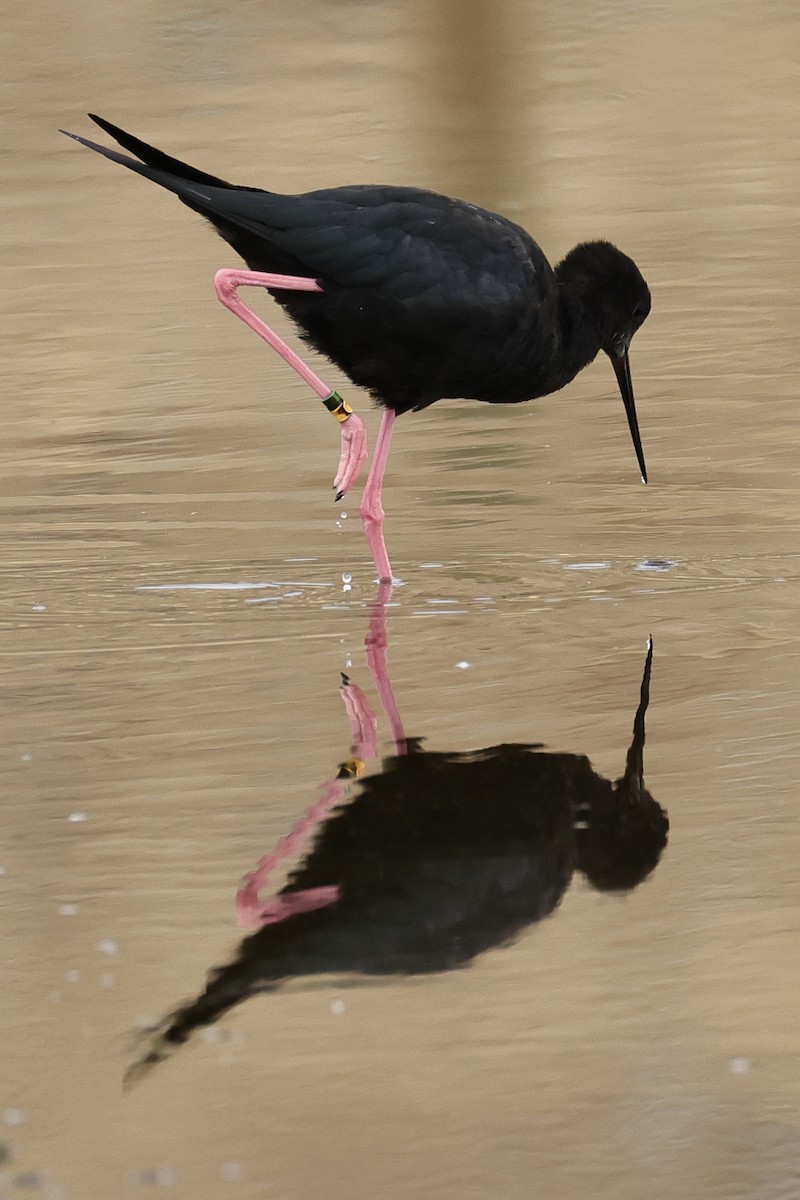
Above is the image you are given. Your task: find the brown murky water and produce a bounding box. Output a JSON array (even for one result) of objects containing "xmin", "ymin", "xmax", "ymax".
[{"xmin": 2, "ymin": 0, "xmax": 800, "ymax": 1196}]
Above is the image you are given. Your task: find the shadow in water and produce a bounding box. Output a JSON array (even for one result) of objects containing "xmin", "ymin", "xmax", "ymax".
[{"xmin": 127, "ymin": 589, "xmax": 667, "ymax": 1085}]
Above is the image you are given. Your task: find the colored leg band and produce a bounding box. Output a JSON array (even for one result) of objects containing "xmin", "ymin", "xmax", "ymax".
[
  {"xmin": 337, "ymin": 757, "xmax": 366, "ymax": 780},
  {"xmin": 323, "ymin": 391, "xmax": 354, "ymax": 422}
]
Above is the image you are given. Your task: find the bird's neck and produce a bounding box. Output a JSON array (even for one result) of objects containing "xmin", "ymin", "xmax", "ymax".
[
  {"xmin": 553, "ymin": 284, "xmax": 606, "ymax": 389},
  {"xmin": 494, "ymin": 284, "xmax": 604, "ymax": 403}
]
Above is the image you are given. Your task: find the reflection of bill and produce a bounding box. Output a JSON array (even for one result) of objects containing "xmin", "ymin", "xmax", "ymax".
[{"xmin": 127, "ymin": 613, "xmax": 664, "ymax": 1086}]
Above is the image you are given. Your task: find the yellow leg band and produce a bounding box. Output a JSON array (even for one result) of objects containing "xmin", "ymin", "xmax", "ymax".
[
  {"xmin": 337, "ymin": 757, "xmax": 366, "ymax": 780},
  {"xmin": 322, "ymin": 391, "xmax": 355, "ymax": 423}
]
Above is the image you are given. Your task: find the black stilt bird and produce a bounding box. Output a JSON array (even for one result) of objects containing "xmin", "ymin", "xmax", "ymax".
[{"xmin": 62, "ymin": 115, "xmax": 651, "ymax": 576}]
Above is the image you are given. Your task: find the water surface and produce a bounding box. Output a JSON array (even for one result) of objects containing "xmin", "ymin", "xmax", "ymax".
[{"xmin": 2, "ymin": 1, "xmax": 799, "ymax": 1197}]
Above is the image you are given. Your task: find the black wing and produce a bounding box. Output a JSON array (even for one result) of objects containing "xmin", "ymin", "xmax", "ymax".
[{"xmin": 61, "ymin": 117, "xmax": 546, "ymax": 316}]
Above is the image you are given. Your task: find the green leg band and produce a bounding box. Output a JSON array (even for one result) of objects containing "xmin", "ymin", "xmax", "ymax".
[{"xmin": 322, "ymin": 391, "xmax": 355, "ymax": 423}]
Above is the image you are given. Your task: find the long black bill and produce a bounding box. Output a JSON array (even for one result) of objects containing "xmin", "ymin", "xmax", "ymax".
[{"xmin": 610, "ymin": 349, "xmax": 648, "ymax": 484}]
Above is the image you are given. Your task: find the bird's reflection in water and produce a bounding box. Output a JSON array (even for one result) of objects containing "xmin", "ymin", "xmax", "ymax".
[{"xmin": 128, "ymin": 604, "xmax": 666, "ymax": 1084}]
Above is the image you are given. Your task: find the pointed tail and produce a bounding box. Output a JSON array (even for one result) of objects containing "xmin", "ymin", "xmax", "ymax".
[{"xmin": 60, "ymin": 113, "xmax": 235, "ymax": 189}]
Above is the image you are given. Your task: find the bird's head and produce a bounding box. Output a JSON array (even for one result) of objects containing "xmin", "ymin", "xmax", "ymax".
[
  {"xmin": 557, "ymin": 240, "xmax": 651, "ymax": 349},
  {"xmin": 556, "ymin": 241, "xmax": 651, "ymax": 482}
]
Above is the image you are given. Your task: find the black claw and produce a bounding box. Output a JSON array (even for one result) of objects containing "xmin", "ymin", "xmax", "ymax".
[{"xmin": 334, "ymin": 490, "xmax": 344, "ymax": 502}]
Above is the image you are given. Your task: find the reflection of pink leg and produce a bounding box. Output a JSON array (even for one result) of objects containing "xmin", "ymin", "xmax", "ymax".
[
  {"xmin": 214, "ymin": 269, "xmax": 367, "ymax": 497},
  {"xmin": 235, "ymin": 676, "xmax": 379, "ymax": 929},
  {"xmin": 236, "ymin": 776, "xmax": 345, "ymax": 928},
  {"xmin": 359, "ymin": 409, "xmax": 397, "ymax": 582},
  {"xmin": 366, "ymin": 580, "xmax": 407, "ymax": 753},
  {"xmin": 237, "ymin": 884, "xmax": 341, "ymax": 928},
  {"xmin": 340, "ymin": 677, "xmax": 379, "ymax": 761}
]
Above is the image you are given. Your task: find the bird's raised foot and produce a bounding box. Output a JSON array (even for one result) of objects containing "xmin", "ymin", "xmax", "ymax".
[{"xmin": 333, "ymin": 412, "xmax": 368, "ymax": 501}]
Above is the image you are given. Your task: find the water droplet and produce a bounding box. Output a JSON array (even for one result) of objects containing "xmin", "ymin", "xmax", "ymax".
[
  {"xmin": 58, "ymin": 904, "xmax": 78, "ymax": 917},
  {"xmin": 330, "ymin": 999, "xmax": 346, "ymax": 1015},
  {"xmin": 455, "ymin": 661, "xmax": 471, "ymax": 670},
  {"xmin": 96, "ymin": 939, "xmax": 119, "ymax": 956},
  {"xmin": 3, "ymin": 1109, "xmax": 26, "ymax": 1128},
  {"xmin": 729, "ymin": 1057, "xmax": 751, "ymax": 1074},
  {"xmin": 341, "ymin": 573, "xmax": 352, "ymax": 584},
  {"xmin": 68, "ymin": 812, "xmax": 87, "ymax": 823},
  {"xmin": 31, "ymin": 604, "xmax": 47, "ymax": 613},
  {"xmin": 21, "ymin": 753, "xmax": 32, "ymax": 763}
]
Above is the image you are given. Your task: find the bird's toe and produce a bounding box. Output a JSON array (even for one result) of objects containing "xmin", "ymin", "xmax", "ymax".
[{"xmin": 332, "ymin": 411, "xmax": 368, "ymax": 498}]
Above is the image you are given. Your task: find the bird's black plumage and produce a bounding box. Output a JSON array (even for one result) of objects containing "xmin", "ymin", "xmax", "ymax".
[{"xmin": 61, "ymin": 115, "xmax": 651, "ymax": 446}]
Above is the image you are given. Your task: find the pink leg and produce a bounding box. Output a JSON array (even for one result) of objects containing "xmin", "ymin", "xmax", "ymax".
[
  {"xmin": 359, "ymin": 408, "xmax": 397, "ymax": 583},
  {"xmin": 214, "ymin": 269, "xmax": 368, "ymax": 498}
]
